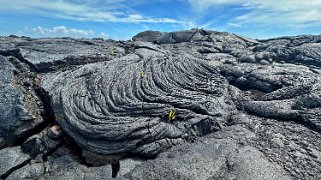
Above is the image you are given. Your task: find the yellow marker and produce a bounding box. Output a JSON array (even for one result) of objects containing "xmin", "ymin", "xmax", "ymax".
[
  {"xmin": 168, "ymin": 109, "xmax": 176, "ymax": 121},
  {"xmin": 140, "ymin": 71, "xmax": 145, "ymax": 78}
]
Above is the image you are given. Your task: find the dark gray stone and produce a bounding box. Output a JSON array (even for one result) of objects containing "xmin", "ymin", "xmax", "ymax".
[
  {"xmin": 6, "ymin": 162, "xmax": 46, "ymax": 180},
  {"xmin": 42, "ymin": 153, "xmax": 114, "ymax": 180},
  {"xmin": 0, "ymin": 146, "xmax": 30, "ymax": 177},
  {"xmin": 1, "ymin": 38, "xmax": 127, "ymax": 73},
  {"xmin": 0, "ymin": 55, "xmax": 44, "ymax": 149},
  {"xmin": 21, "ymin": 126, "xmax": 64, "ymax": 158},
  {"xmin": 239, "ymin": 54, "xmax": 256, "ymax": 63},
  {"xmin": 132, "ymin": 30, "xmax": 165, "ymax": 42},
  {"xmin": 255, "ymin": 35, "xmax": 321, "ymax": 68},
  {"xmin": 260, "ymin": 59, "xmax": 270, "ymax": 65},
  {"xmin": 125, "ymin": 126, "xmax": 290, "ymax": 180}
]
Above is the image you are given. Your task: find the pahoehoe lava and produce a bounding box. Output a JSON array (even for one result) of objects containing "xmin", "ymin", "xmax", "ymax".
[
  {"xmin": 1, "ymin": 29, "xmax": 321, "ymax": 180},
  {"xmin": 44, "ymin": 53, "xmax": 233, "ymax": 156}
]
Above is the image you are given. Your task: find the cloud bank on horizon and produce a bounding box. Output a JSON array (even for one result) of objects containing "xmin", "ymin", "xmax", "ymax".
[{"xmin": 0, "ymin": 0, "xmax": 320, "ymax": 39}]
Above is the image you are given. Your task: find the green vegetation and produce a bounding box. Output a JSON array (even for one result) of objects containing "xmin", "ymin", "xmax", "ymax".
[
  {"xmin": 109, "ymin": 47, "xmax": 115, "ymax": 57},
  {"xmin": 161, "ymin": 109, "xmax": 176, "ymax": 122},
  {"xmin": 168, "ymin": 109, "xmax": 176, "ymax": 121},
  {"xmin": 271, "ymin": 60, "xmax": 276, "ymax": 68},
  {"xmin": 140, "ymin": 71, "xmax": 145, "ymax": 78}
]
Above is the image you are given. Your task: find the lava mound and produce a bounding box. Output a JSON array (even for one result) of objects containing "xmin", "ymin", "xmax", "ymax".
[{"xmin": 43, "ymin": 53, "xmax": 234, "ymax": 156}]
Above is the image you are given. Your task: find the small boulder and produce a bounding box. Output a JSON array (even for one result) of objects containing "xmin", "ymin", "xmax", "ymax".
[{"xmin": 239, "ymin": 54, "xmax": 256, "ymax": 63}]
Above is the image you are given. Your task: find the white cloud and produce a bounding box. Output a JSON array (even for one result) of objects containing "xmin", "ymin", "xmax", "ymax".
[
  {"xmin": 53, "ymin": 26, "xmax": 69, "ymax": 34},
  {"xmin": 227, "ymin": 23, "xmax": 243, "ymax": 27},
  {"xmin": 32, "ymin": 26, "xmax": 47, "ymax": 35},
  {"xmin": 0, "ymin": 0, "xmax": 182, "ymax": 24},
  {"xmin": 128, "ymin": 14, "xmax": 144, "ymax": 20},
  {"xmin": 188, "ymin": 0, "xmax": 321, "ymax": 28},
  {"xmin": 70, "ymin": 28, "xmax": 94, "ymax": 36},
  {"xmin": 189, "ymin": 0, "xmax": 242, "ymax": 12},
  {"xmin": 31, "ymin": 26, "xmax": 94, "ymax": 37}
]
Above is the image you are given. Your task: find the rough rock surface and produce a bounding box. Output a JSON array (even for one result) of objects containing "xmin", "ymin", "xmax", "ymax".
[
  {"xmin": 125, "ymin": 126, "xmax": 290, "ymax": 180},
  {"xmin": 0, "ymin": 146, "xmax": 31, "ymax": 179},
  {"xmin": 41, "ymin": 52, "xmax": 233, "ymax": 156},
  {"xmin": 0, "ymin": 55, "xmax": 45, "ymax": 149},
  {"xmin": 0, "ymin": 37, "xmax": 128, "ymax": 73},
  {"xmin": 0, "ymin": 29, "xmax": 321, "ymax": 179}
]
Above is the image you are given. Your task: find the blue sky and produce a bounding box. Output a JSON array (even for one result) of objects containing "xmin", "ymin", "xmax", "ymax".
[{"xmin": 0, "ymin": 0, "xmax": 320, "ymax": 40}]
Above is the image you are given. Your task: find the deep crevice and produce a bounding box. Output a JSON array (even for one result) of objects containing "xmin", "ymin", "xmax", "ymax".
[
  {"xmin": 111, "ymin": 161, "xmax": 120, "ymax": 178},
  {"xmin": 134, "ymin": 46, "xmax": 160, "ymax": 53},
  {"xmin": 244, "ymin": 109, "xmax": 321, "ymax": 135},
  {"xmin": 42, "ymin": 140, "xmax": 65, "ymax": 160},
  {"xmin": 63, "ymin": 136, "xmax": 92, "ymax": 167},
  {"xmin": 60, "ymin": 137, "xmax": 158, "ymax": 178},
  {"xmin": 0, "ymin": 48, "xmax": 38, "ymax": 72},
  {"xmin": 1, "ymin": 49, "xmax": 56, "ymax": 146},
  {"xmin": 0, "ymin": 159, "xmax": 31, "ymax": 179},
  {"xmin": 295, "ymin": 116, "xmax": 321, "ymax": 135},
  {"xmin": 13, "ymin": 87, "xmax": 55, "ymax": 146},
  {"xmin": 225, "ymin": 78, "xmax": 283, "ymax": 93},
  {"xmin": 13, "ymin": 121, "xmax": 50, "ymax": 146}
]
